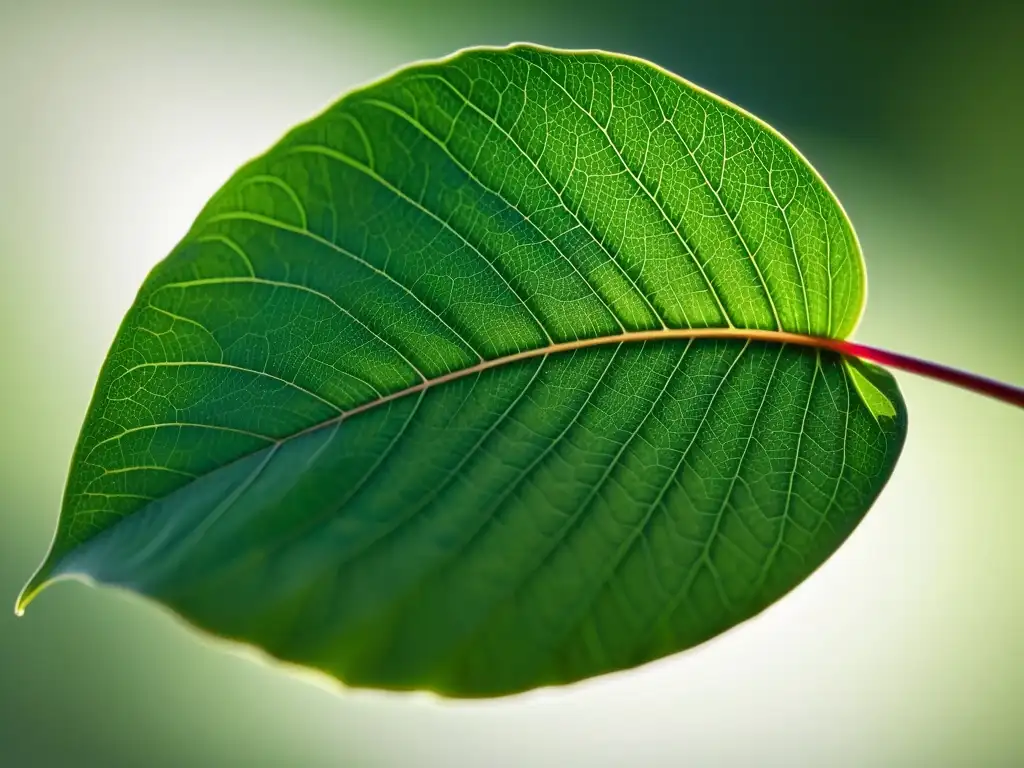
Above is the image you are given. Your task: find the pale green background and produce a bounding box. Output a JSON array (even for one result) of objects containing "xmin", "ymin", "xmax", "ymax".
[{"xmin": 1, "ymin": 1, "xmax": 1021, "ymax": 765}]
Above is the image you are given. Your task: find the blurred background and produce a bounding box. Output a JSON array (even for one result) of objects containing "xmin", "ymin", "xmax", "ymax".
[{"xmin": 1, "ymin": 0, "xmax": 1022, "ymax": 765}]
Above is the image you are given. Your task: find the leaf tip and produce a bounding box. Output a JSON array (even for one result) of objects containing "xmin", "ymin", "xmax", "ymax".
[
  {"xmin": 15, "ymin": 563, "xmax": 57, "ymax": 617},
  {"xmin": 14, "ymin": 583, "xmax": 38, "ymax": 617}
]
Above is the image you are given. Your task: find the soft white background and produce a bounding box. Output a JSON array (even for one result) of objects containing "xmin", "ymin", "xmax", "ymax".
[{"xmin": 1, "ymin": 2, "xmax": 1021, "ymax": 765}]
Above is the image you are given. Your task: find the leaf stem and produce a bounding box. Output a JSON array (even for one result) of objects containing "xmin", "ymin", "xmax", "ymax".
[{"xmin": 817, "ymin": 338, "xmax": 1024, "ymax": 409}]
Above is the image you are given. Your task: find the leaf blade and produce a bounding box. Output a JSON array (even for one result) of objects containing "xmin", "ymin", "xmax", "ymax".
[{"xmin": 22, "ymin": 44, "xmax": 904, "ymax": 696}]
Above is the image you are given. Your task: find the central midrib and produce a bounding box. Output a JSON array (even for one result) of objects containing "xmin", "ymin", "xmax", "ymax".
[{"xmin": 288, "ymin": 327, "xmax": 858, "ymax": 443}]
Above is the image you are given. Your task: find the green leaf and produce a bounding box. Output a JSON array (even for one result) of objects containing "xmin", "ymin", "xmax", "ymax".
[{"xmin": 20, "ymin": 45, "xmax": 906, "ymax": 697}]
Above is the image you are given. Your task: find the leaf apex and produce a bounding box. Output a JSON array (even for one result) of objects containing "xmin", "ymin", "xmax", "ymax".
[{"xmin": 15, "ymin": 561, "xmax": 58, "ymax": 616}]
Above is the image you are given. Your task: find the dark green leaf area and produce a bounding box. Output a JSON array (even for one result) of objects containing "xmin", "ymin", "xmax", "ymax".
[{"xmin": 58, "ymin": 340, "xmax": 904, "ymax": 696}]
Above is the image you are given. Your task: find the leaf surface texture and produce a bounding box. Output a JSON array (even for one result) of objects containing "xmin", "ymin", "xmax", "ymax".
[{"xmin": 25, "ymin": 45, "xmax": 906, "ymax": 696}]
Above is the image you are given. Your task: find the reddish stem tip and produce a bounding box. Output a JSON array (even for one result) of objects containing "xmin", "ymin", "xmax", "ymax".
[{"xmin": 826, "ymin": 339, "xmax": 1024, "ymax": 409}]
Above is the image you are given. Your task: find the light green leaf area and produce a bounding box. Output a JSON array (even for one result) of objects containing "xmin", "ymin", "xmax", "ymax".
[{"xmin": 21, "ymin": 45, "xmax": 906, "ymax": 697}]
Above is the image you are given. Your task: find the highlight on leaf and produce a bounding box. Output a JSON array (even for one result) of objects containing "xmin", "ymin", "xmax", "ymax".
[{"xmin": 16, "ymin": 43, "xmax": 1017, "ymax": 698}]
